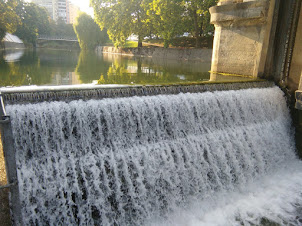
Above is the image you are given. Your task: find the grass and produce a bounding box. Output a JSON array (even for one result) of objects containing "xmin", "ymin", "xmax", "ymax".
[
  {"xmin": 122, "ymin": 40, "xmax": 139, "ymax": 48},
  {"xmin": 144, "ymin": 36, "xmax": 214, "ymax": 48}
]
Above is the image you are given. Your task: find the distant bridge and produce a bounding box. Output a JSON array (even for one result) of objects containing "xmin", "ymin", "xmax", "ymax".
[{"xmin": 37, "ymin": 36, "xmax": 78, "ymax": 42}]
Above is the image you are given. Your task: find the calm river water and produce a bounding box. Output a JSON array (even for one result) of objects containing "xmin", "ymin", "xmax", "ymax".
[{"xmin": 0, "ymin": 49, "xmax": 214, "ymax": 87}]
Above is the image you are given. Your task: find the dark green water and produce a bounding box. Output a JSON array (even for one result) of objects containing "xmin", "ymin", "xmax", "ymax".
[{"xmin": 0, "ymin": 49, "xmax": 216, "ymax": 87}]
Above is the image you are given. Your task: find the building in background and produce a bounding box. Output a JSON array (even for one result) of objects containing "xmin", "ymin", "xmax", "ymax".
[
  {"xmin": 32, "ymin": 0, "xmax": 79, "ymax": 24},
  {"xmin": 67, "ymin": 3, "xmax": 80, "ymax": 24},
  {"xmin": 53, "ymin": 0, "xmax": 68, "ymax": 22},
  {"xmin": 3, "ymin": 33, "xmax": 25, "ymax": 50},
  {"xmin": 31, "ymin": 0, "xmax": 54, "ymax": 20}
]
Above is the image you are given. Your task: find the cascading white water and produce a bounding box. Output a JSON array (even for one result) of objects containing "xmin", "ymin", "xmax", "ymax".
[{"xmin": 6, "ymin": 87, "xmax": 302, "ymax": 225}]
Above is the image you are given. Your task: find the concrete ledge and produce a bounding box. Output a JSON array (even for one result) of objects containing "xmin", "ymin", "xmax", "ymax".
[
  {"xmin": 296, "ymin": 90, "xmax": 302, "ymax": 110},
  {"xmin": 210, "ymin": 1, "xmax": 269, "ymax": 26}
]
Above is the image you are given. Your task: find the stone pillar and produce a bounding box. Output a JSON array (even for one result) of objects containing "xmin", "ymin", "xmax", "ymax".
[{"xmin": 210, "ymin": 0, "xmax": 275, "ymax": 77}]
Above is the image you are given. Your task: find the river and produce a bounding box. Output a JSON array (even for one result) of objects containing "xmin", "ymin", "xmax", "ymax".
[{"xmin": 0, "ymin": 49, "xmax": 217, "ymax": 87}]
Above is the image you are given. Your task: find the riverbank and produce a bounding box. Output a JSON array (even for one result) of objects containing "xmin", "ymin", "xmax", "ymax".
[{"xmin": 96, "ymin": 46, "xmax": 213, "ymax": 62}]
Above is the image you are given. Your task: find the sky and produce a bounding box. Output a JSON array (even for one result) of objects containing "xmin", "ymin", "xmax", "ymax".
[{"xmin": 70, "ymin": 0, "xmax": 94, "ymax": 16}]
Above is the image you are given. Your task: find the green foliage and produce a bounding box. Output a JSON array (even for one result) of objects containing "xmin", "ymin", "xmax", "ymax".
[
  {"xmin": 91, "ymin": 0, "xmax": 217, "ymax": 49},
  {"xmin": 183, "ymin": 0, "xmax": 217, "ymax": 47},
  {"xmin": 0, "ymin": 0, "xmax": 76, "ymax": 46},
  {"xmin": 91, "ymin": 0, "xmax": 152, "ymax": 48},
  {"xmin": 144, "ymin": 36, "xmax": 213, "ymax": 48},
  {"xmin": 73, "ymin": 12, "xmax": 108, "ymax": 50},
  {"xmin": 0, "ymin": 0, "xmax": 21, "ymax": 41},
  {"xmin": 14, "ymin": 2, "xmax": 51, "ymax": 46},
  {"xmin": 148, "ymin": 0, "xmax": 185, "ymax": 48},
  {"xmin": 49, "ymin": 18, "xmax": 77, "ymax": 39},
  {"xmin": 35, "ymin": 5, "xmax": 51, "ymax": 36},
  {"xmin": 0, "ymin": 0, "xmax": 218, "ymax": 49},
  {"xmin": 91, "ymin": 0, "xmax": 129, "ymax": 47}
]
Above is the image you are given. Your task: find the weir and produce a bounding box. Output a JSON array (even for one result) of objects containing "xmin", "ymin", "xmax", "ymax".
[
  {"xmin": 1, "ymin": 82, "xmax": 302, "ymax": 225},
  {"xmin": 1, "ymin": 81, "xmax": 273, "ymax": 104},
  {"xmin": 1, "ymin": 0, "xmax": 301, "ymax": 224}
]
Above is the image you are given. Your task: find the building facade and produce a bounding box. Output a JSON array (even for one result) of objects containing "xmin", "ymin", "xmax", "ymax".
[
  {"xmin": 53, "ymin": 0, "xmax": 68, "ymax": 22},
  {"xmin": 31, "ymin": 0, "xmax": 54, "ymax": 20},
  {"xmin": 67, "ymin": 3, "xmax": 80, "ymax": 24},
  {"xmin": 32, "ymin": 0, "xmax": 78, "ymax": 24}
]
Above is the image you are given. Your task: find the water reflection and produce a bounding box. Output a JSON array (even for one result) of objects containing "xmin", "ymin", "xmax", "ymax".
[
  {"xmin": 76, "ymin": 51, "xmax": 111, "ymax": 84},
  {"xmin": 0, "ymin": 51, "xmax": 32, "ymax": 86},
  {"xmin": 99, "ymin": 53, "xmax": 211, "ymax": 85},
  {"xmin": 3, "ymin": 49, "xmax": 24, "ymax": 62},
  {"xmin": 0, "ymin": 49, "xmax": 213, "ymax": 87}
]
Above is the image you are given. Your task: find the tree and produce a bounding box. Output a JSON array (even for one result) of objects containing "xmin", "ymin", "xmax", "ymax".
[
  {"xmin": 91, "ymin": 0, "xmax": 151, "ymax": 47},
  {"xmin": 183, "ymin": 0, "xmax": 217, "ymax": 48},
  {"xmin": 130, "ymin": 0, "xmax": 153, "ymax": 47},
  {"xmin": 35, "ymin": 5, "xmax": 51, "ymax": 36},
  {"xmin": 0, "ymin": 0, "xmax": 21, "ymax": 41},
  {"xmin": 148, "ymin": 0, "xmax": 185, "ymax": 48},
  {"xmin": 91, "ymin": 0, "xmax": 216, "ymax": 49},
  {"xmin": 73, "ymin": 12, "xmax": 108, "ymax": 50},
  {"xmin": 50, "ymin": 18, "xmax": 77, "ymax": 39},
  {"xmin": 14, "ymin": 2, "xmax": 51, "ymax": 46}
]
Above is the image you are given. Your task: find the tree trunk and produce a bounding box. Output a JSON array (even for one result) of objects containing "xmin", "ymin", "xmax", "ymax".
[
  {"xmin": 137, "ymin": 58, "xmax": 142, "ymax": 75},
  {"xmin": 199, "ymin": 17, "xmax": 204, "ymax": 37},
  {"xmin": 164, "ymin": 39, "xmax": 169, "ymax": 48},
  {"xmin": 193, "ymin": 9, "xmax": 201, "ymax": 48},
  {"xmin": 138, "ymin": 34, "xmax": 143, "ymax": 48}
]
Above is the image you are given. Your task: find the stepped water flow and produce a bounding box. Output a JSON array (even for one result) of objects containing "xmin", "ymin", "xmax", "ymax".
[{"xmin": 5, "ymin": 86, "xmax": 302, "ymax": 225}]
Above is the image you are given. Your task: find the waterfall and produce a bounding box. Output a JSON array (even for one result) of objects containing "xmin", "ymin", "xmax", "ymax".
[{"xmin": 5, "ymin": 86, "xmax": 302, "ymax": 225}]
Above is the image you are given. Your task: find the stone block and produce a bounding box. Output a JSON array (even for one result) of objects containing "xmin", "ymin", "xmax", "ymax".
[
  {"xmin": 210, "ymin": 0, "xmax": 273, "ymax": 77},
  {"xmin": 210, "ymin": 1, "xmax": 269, "ymax": 27}
]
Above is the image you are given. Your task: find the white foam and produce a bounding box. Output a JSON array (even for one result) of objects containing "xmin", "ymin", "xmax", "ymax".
[
  {"xmin": 6, "ymin": 87, "xmax": 301, "ymax": 225},
  {"xmin": 149, "ymin": 161, "xmax": 302, "ymax": 226}
]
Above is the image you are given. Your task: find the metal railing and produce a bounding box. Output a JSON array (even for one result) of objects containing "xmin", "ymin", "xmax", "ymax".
[{"xmin": 37, "ymin": 35, "xmax": 78, "ymax": 42}]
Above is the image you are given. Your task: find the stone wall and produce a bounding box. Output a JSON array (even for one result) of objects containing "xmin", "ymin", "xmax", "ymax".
[{"xmin": 96, "ymin": 46, "xmax": 213, "ymax": 62}]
